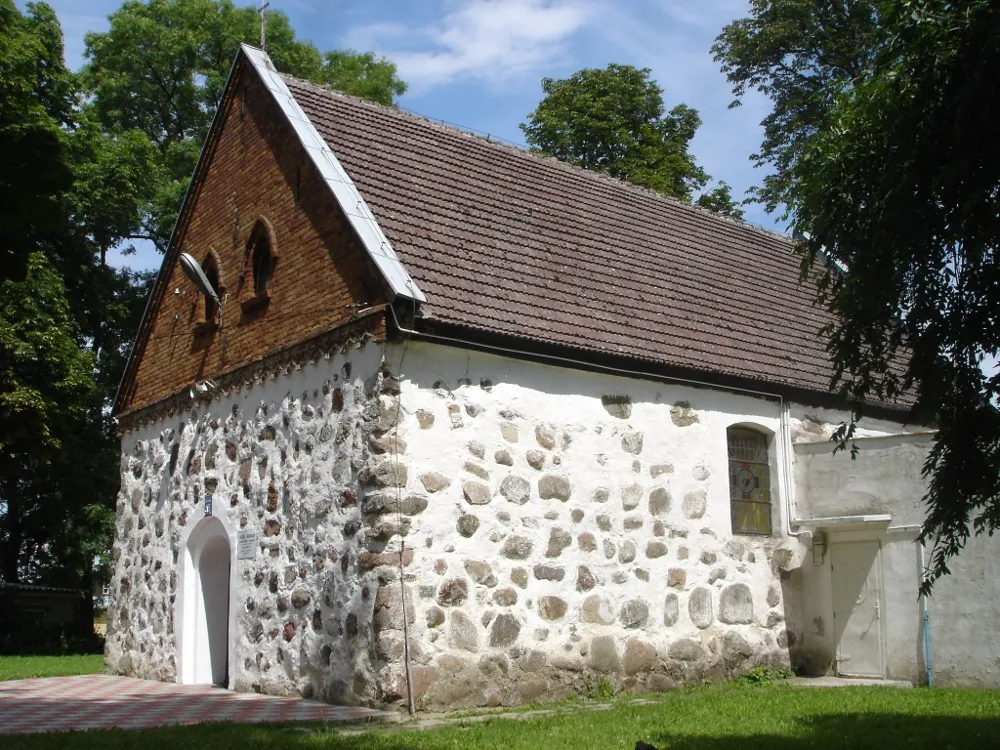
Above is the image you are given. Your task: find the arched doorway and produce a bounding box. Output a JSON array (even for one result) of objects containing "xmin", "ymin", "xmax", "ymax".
[{"xmin": 180, "ymin": 517, "xmax": 231, "ymax": 685}]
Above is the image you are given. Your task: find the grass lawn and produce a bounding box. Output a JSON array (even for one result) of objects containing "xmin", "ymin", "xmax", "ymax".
[
  {"xmin": 0, "ymin": 654, "xmax": 104, "ymax": 681},
  {"xmin": 4, "ymin": 684, "xmax": 1000, "ymax": 750}
]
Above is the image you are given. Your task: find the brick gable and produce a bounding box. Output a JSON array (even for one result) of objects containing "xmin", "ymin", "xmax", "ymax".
[{"xmin": 119, "ymin": 61, "xmax": 390, "ymax": 414}]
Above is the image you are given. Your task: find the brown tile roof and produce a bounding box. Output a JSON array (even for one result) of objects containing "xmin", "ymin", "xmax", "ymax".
[{"xmin": 285, "ymin": 75, "xmax": 840, "ymax": 397}]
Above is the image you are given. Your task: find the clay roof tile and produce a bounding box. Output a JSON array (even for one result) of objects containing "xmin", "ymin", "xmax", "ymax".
[{"xmin": 283, "ymin": 75, "xmax": 852, "ymax": 397}]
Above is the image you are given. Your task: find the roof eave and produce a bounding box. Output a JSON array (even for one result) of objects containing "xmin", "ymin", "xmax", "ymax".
[{"xmin": 397, "ymin": 315, "xmax": 921, "ymax": 422}]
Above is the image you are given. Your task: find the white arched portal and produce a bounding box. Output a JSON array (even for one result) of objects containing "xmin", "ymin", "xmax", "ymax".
[{"xmin": 179, "ymin": 516, "xmax": 231, "ymax": 685}]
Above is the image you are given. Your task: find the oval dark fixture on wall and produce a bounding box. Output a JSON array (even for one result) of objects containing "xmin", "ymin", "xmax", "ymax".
[{"xmin": 179, "ymin": 252, "xmax": 220, "ymax": 302}]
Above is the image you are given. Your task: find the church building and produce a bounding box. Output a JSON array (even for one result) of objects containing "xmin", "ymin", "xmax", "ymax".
[{"xmin": 107, "ymin": 46, "xmax": 999, "ymax": 708}]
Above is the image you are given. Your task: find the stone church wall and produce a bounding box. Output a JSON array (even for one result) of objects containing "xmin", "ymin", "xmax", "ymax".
[
  {"xmin": 110, "ymin": 334, "xmax": 923, "ymax": 709},
  {"xmin": 370, "ymin": 341, "xmax": 808, "ymax": 709},
  {"xmin": 107, "ymin": 342, "xmax": 406, "ymax": 705}
]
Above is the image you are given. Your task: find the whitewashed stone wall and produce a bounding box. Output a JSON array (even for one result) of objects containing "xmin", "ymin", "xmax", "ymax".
[
  {"xmin": 109, "ymin": 333, "xmax": 923, "ymax": 710},
  {"xmin": 372, "ymin": 341, "xmax": 810, "ymax": 709},
  {"xmin": 796, "ymin": 434, "xmax": 1000, "ymax": 688},
  {"xmin": 107, "ymin": 343, "xmax": 404, "ymax": 705}
]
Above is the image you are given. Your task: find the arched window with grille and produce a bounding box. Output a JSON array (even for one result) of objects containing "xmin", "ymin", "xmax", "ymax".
[{"xmin": 727, "ymin": 426, "xmax": 772, "ymax": 535}]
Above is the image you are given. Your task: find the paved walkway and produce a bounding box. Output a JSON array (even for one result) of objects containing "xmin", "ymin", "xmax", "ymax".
[
  {"xmin": 0, "ymin": 674, "xmax": 392, "ymax": 735},
  {"xmin": 792, "ymin": 675, "xmax": 913, "ymax": 688}
]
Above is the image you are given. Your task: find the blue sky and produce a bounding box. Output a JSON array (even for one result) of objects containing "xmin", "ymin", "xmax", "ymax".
[{"xmin": 32, "ymin": 0, "xmax": 780, "ymax": 272}]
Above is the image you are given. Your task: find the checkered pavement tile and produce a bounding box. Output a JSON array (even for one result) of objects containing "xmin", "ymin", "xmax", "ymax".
[{"xmin": 0, "ymin": 674, "xmax": 391, "ymax": 735}]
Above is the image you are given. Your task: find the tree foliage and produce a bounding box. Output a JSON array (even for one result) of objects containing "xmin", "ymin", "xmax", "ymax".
[
  {"xmin": 317, "ymin": 50, "xmax": 408, "ymax": 107},
  {"xmin": 0, "ymin": 254, "xmax": 96, "ymax": 584},
  {"xmin": 81, "ymin": 0, "xmax": 407, "ymax": 251},
  {"xmin": 713, "ymin": 0, "xmax": 884, "ymax": 216},
  {"xmin": 0, "ymin": 0, "xmax": 75, "ymax": 284},
  {"xmin": 0, "ymin": 0, "xmax": 407, "ymax": 607},
  {"xmin": 521, "ymin": 64, "xmax": 743, "ymax": 218},
  {"xmin": 716, "ymin": 0, "xmax": 1000, "ymax": 588},
  {"xmin": 0, "ymin": 2, "xmax": 121, "ymax": 599}
]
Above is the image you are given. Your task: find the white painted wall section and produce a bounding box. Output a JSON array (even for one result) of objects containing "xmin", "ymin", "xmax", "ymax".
[{"xmin": 795, "ymin": 433, "xmax": 1000, "ymax": 687}]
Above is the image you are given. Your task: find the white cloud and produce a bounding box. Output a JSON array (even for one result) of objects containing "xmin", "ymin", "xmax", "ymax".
[
  {"xmin": 344, "ymin": 21, "xmax": 409, "ymax": 51},
  {"xmin": 350, "ymin": 0, "xmax": 594, "ymax": 89}
]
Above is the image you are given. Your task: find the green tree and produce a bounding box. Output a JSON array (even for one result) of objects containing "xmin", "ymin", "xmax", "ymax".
[
  {"xmin": 0, "ymin": 0, "xmax": 75, "ymax": 284},
  {"xmin": 0, "ymin": 254, "xmax": 96, "ymax": 584},
  {"xmin": 0, "ymin": 3, "xmax": 152, "ymax": 614},
  {"xmin": 712, "ymin": 0, "xmax": 883, "ymax": 216},
  {"xmin": 62, "ymin": 115, "xmax": 161, "ymax": 395},
  {"xmin": 317, "ymin": 50, "xmax": 407, "ymax": 107},
  {"xmin": 521, "ymin": 64, "xmax": 743, "ymax": 217},
  {"xmin": 715, "ymin": 0, "xmax": 1000, "ymax": 587},
  {"xmin": 81, "ymin": 0, "xmax": 407, "ymax": 251},
  {"xmin": 695, "ymin": 181, "xmax": 742, "ymax": 219}
]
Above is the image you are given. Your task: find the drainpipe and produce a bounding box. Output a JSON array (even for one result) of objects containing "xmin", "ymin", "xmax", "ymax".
[
  {"xmin": 917, "ymin": 540, "xmax": 933, "ymax": 686},
  {"xmin": 779, "ymin": 400, "xmax": 812, "ymax": 542}
]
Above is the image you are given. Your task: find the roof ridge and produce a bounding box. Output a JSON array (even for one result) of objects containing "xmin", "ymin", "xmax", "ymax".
[{"xmin": 280, "ymin": 74, "xmax": 794, "ymax": 247}]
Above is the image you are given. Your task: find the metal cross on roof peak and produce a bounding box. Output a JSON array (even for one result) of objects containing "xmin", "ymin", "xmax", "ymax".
[{"xmin": 259, "ymin": 1, "xmax": 271, "ymax": 51}]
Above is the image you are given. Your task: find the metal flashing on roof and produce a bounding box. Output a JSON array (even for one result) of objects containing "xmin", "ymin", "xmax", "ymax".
[
  {"xmin": 240, "ymin": 45, "xmax": 425, "ymax": 303},
  {"xmin": 794, "ymin": 514, "xmax": 893, "ymax": 529}
]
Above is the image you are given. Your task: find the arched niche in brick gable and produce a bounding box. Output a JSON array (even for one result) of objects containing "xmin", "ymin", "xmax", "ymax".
[
  {"xmin": 200, "ymin": 249, "xmax": 225, "ymax": 326},
  {"xmin": 241, "ymin": 218, "xmax": 278, "ymax": 315}
]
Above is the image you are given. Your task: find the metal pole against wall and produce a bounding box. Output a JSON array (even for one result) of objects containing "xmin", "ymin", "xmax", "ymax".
[
  {"xmin": 400, "ymin": 541, "xmax": 415, "ymax": 715},
  {"xmin": 917, "ymin": 541, "xmax": 933, "ymax": 686}
]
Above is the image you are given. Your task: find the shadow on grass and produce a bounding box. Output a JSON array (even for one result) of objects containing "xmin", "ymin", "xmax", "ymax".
[
  {"xmin": 650, "ymin": 713, "xmax": 1000, "ymax": 750},
  {"xmin": 8, "ymin": 713, "xmax": 1000, "ymax": 750}
]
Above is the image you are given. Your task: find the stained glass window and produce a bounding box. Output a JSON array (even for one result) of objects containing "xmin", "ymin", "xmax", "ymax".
[{"xmin": 728, "ymin": 427, "xmax": 772, "ymax": 535}]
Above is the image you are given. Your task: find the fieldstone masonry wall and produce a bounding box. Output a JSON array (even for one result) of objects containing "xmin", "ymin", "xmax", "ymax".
[
  {"xmin": 107, "ymin": 344, "xmax": 410, "ymax": 705},
  {"xmin": 367, "ymin": 341, "xmax": 806, "ymax": 709},
  {"xmin": 112, "ymin": 338, "xmax": 887, "ymax": 710}
]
